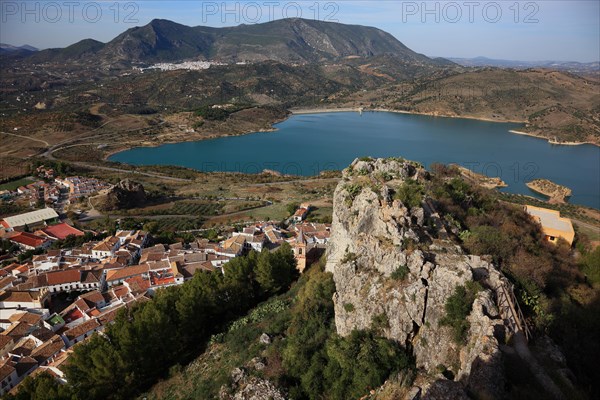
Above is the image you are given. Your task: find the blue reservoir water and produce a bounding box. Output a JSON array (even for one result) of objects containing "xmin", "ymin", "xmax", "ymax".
[{"xmin": 110, "ymin": 112, "xmax": 600, "ymax": 208}]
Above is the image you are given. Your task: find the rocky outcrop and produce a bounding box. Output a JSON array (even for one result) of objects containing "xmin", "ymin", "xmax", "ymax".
[
  {"xmin": 220, "ymin": 367, "xmax": 285, "ymax": 400},
  {"xmin": 526, "ymin": 178, "xmax": 572, "ymax": 204},
  {"xmin": 326, "ymin": 158, "xmax": 508, "ymax": 399},
  {"xmin": 93, "ymin": 179, "xmax": 146, "ymax": 211}
]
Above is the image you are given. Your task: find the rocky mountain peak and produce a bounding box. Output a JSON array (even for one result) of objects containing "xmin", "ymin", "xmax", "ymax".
[
  {"xmin": 326, "ymin": 157, "xmax": 508, "ymax": 398},
  {"xmin": 92, "ymin": 179, "xmax": 146, "ymax": 211}
]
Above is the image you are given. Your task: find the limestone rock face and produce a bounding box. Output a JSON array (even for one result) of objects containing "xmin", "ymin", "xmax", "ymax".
[
  {"xmin": 325, "ymin": 158, "xmax": 507, "ymax": 399},
  {"xmin": 93, "ymin": 179, "xmax": 146, "ymax": 211},
  {"xmin": 220, "ymin": 368, "xmax": 285, "ymax": 400}
]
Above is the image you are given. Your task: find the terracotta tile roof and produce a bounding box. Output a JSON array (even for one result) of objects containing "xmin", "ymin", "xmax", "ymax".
[
  {"xmin": 167, "ymin": 255, "xmax": 185, "ymax": 264},
  {"xmin": 15, "ymin": 264, "xmax": 29, "ymax": 274},
  {"xmin": 111, "ymin": 285, "xmax": 130, "ymax": 299},
  {"xmin": 0, "ymin": 276, "xmax": 16, "ymax": 290},
  {"xmin": 140, "ymin": 252, "xmax": 166, "ymax": 263},
  {"xmin": 182, "ymin": 252, "xmax": 206, "ymax": 263},
  {"xmin": 169, "ymin": 242, "xmax": 184, "ymax": 250},
  {"xmin": 2, "ymin": 322, "xmax": 32, "ymax": 339},
  {"xmin": 80, "ymin": 270, "xmax": 101, "ymax": 284},
  {"xmin": 78, "ymin": 290, "xmax": 104, "ymax": 305},
  {"xmin": 30, "ymin": 336, "xmax": 64, "ymax": 364},
  {"xmin": 106, "ymin": 264, "xmax": 149, "ymax": 282},
  {"xmin": 73, "ymin": 298, "xmax": 90, "ymax": 312},
  {"xmin": 294, "ymin": 207, "xmax": 308, "ymax": 217},
  {"xmin": 1, "ymin": 263, "xmax": 21, "ymax": 273},
  {"xmin": 47, "ymin": 249, "xmax": 61, "ymax": 257},
  {"xmin": 15, "ymin": 355, "xmax": 38, "ymax": 377},
  {"xmin": 11, "ymin": 338, "xmax": 37, "ymax": 356},
  {"xmin": 41, "ymin": 223, "xmax": 84, "ymax": 240},
  {"xmin": 64, "ymin": 319, "xmax": 101, "ymax": 341},
  {"xmin": 29, "ymin": 326, "xmax": 55, "ymax": 343},
  {"xmin": 181, "ymin": 262, "xmax": 215, "ymax": 278},
  {"xmin": 28, "ymin": 274, "xmax": 48, "ymax": 288},
  {"xmin": 0, "ymin": 290, "xmax": 40, "ymax": 304},
  {"xmin": 9, "ymin": 232, "xmax": 48, "ymax": 248},
  {"xmin": 98, "ymin": 305, "xmax": 124, "ymax": 325},
  {"xmin": 147, "ymin": 260, "xmax": 170, "ymax": 271},
  {"xmin": 141, "ymin": 244, "xmax": 167, "ymax": 254},
  {"xmin": 124, "ymin": 276, "xmax": 150, "ymax": 295},
  {"xmin": 8, "ymin": 312, "xmax": 42, "ymax": 325},
  {"xmin": 92, "ymin": 237, "xmax": 119, "ymax": 252},
  {"xmin": 0, "ymin": 335, "xmax": 13, "ymax": 349},
  {"xmin": 116, "ymin": 230, "xmax": 133, "ymax": 238},
  {"xmin": 0, "ymin": 362, "xmax": 16, "ymax": 381},
  {"xmin": 45, "ymin": 269, "xmax": 80, "ymax": 285}
]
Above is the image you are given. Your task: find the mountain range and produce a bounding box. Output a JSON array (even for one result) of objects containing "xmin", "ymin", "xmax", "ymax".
[
  {"xmin": 0, "ymin": 43, "xmax": 38, "ymax": 55},
  {"xmin": 447, "ymin": 56, "xmax": 599, "ymax": 76},
  {"xmin": 22, "ymin": 18, "xmax": 442, "ymax": 66}
]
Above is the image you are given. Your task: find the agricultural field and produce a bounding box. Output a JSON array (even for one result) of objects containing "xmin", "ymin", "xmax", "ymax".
[
  {"xmin": 122, "ymin": 200, "xmax": 225, "ymax": 217},
  {"xmin": 0, "ymin": 177, "xmax": 35, "ymax": 191}
]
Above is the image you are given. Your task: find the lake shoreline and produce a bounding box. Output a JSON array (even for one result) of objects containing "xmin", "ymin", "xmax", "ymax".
[
  {"xmin": 508, "ymin": 129, "xmax": 598, "ymax": 146},
  {"xmin": 291, "ymin": 107, "xmax": 526, "ymax": 124},
  {"xmin": 105, "ymin": 108, "xmax": 596, "ymax": 162},
  {"xmin": 292, "ymin": 107, "xmax": 599, "ymax": 147}
]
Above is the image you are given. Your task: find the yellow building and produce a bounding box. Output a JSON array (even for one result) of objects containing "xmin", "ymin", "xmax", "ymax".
[{"xmin": 525, "ymin": 205, "xmax": 575, "ymax": 246}]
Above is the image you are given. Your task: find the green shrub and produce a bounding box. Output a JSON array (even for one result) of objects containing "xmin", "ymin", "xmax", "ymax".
[
  {"xmin": 344, "ymin": 183, "xmax": 363, "ymax": 200},
  {"xmin": 341, "ymin": 251, "xmax": 358, "ymax": 264},
  {"xmin": 580, "ymin": 247, "xmax": 600, "ymax": 285},
  {"xmin": 371, "ymin": 313, "xmax": 389, "ymax": 334},
  {"xmin": 394, "ymin": 179, "xmax": 423, "ymax": 209},
  {"xmin": 343, "ymin": 303, "xmax": 355, "ymax": 312},
  {"xmin": 440, "ymin": 282, "xmax": 481, "ymax": 344},
  {"xmin": 195, "ymin": 105, "xmax": 231, "ymax": 121},
  {"xmin": 286, "ymin": 202, "xmax": 299, "ymax": 216},
  {"xmin": 391, "ymin": 265, "xmax": 409, "ymax": 281}
]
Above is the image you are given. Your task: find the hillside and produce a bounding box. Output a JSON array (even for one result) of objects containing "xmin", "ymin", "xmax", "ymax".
[
  {"xmin": 344, "ymin": 68, "xmax": 600, "ymax": 144},
  {"xmin": 133, "ymin": 158, "xmax": 598, "ymax": 400}
]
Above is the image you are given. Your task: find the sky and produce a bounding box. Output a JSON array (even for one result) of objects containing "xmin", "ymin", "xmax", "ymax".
[{"xmin": 1, "ymin": 0, "xmax": 599, "ymax": 62}]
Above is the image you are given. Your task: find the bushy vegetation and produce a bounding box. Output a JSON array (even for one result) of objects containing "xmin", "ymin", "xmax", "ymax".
[
  {"xmin": 165, "ymin": 201, "xmax": 223, "ymax": 216},
  {"xmin": 391, "ymin": 265, "xmax": 409, "ymax": 281},
  {"xmin": 281, "ymin": 264, "xmax": 411, "ymax": 400},
  {"xmin": 134, "ymin": 262, "xmax": 412, "ymax": 400},
  {"xmin": 440, "ymin": 282, "xmax": 481, "ymax": 344},
  {"xmin": 579, "ymin": 247, "xmax": 600, "ymax": 285},
  {"xmin": 344, "ymin": 183, "xmax": 363, "ymax": 202},
  {"xmin": 126, "ymin": 105, "xmax": 157, "ymax": 115},
  {"xmin": 8, "ymin": 245, "xmax": 299, "ymax": 400},
  {"xmin": 428, "ymin": 165, "xmax": 600, "ymax": 397},
  {"xmin": 394, "ymin": 179, "xmax": 424, "ymax": 209},
  {"xmin": 74, "ymin": 111, "xmax": 103, "ymax": 128},
  {"xmin": 195, "ymin": 105, "xmax": 232, "ymax": 121},
  {"xmin": 286, "ymin": 202, "xmax": 299, "ymax": 216},
  {"xmin": 8, "ymin": 372, "xmax": 72, "ymax": 400},
  {"xmin": 0, "ymin": 202, "xmax": 28, "ymax": 218}
]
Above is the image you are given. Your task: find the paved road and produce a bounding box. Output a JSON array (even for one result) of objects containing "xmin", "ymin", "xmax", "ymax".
[{"xmin": 571, "ymin": 217, "xmax": 600, "ymax": 233}]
